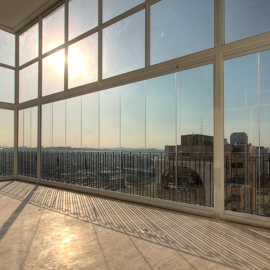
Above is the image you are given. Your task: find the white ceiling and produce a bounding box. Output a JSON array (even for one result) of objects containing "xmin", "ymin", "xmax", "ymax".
[{"xmin": 0, "ymin": 0, "xmax": 59, "ymax": 33}]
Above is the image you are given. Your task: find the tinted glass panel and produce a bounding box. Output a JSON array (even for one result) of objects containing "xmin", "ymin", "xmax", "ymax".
[
  {"xmin": 43, "ymin": 5, "xmax": 65, "ymax": 53},
  {"xmin": 103, "ymin": 10, "xmax": 145, "ymax": 78},
  {"xmin": 19, "ymin": 23, "xmax": 38, "ymax": 65},
  {"xmin": 0, "ymin": 29, "xmax": 15, "ymax": 66},
  {"xmin": 150, "ymin": 0, "xmax": 214, "ymax": 65},
  {"xmin": 69, "ymin": 0, "xmax": 98, "ymax": 40},
  {"xmin": 225, "ymin": 0, "xmax": 270, "ymax": 44},
  {"xmin": 19, "ymin": 62, "xmax": 38, "ymax": 103},
  {"xmin": 0, "ymin": 67, "xmax": 14, "ymax": 103}
]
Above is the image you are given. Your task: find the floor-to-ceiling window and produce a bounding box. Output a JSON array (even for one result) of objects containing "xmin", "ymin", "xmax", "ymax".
[{"xmin": 0, "ymin": 0, "xmax": 269, "ymax": 226}]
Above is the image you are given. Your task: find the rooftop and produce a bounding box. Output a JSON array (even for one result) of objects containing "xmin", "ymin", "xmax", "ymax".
[{"xmin": 1, "ymin": 180, "xmax": 270, "ymax": 269}]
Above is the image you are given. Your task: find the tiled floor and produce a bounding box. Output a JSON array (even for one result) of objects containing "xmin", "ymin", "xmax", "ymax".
[{"xmin": 0, "ymin": 180, "xmax": 270, "ymax": 270}]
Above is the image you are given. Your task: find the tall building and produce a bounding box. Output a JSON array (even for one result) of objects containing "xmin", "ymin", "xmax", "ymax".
[{"xmin": 230, "ymin": 132, "xmax": 248, "ymax": 145}]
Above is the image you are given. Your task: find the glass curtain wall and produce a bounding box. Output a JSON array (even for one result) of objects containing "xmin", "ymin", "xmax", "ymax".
[
  {"xmin": 41, "ymin": 64, "xmax": 213, "ymax": 207},
  {"xmin": 0, "ymin": 29, "xmax": 15, "ymax": 177},
  {"xmin": 224, "ymin": 50, "xmax": 270, "ymax": 217}
]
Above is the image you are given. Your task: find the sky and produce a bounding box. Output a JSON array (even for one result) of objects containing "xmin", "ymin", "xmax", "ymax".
[{"xmin": 0, "ymin": 0, "xmax": 270, "ymax": 150}]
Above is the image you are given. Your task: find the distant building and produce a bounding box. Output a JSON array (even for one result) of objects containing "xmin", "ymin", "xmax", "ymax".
[
  {"xmin": 161, "ymin": 134, "xmax": 256, "ymax": 213},
  {"xmin": 230, "ymin": 132, "xmax": 248, "ymax": 145}
]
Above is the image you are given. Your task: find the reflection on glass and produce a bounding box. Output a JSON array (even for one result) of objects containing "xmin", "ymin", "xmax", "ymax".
[
  {"xmin": 100, "ymin": 88, "xmax": 119, "ymax": 150},
  {"xmin": 43, "ymin": 5, "xmax": 64, "ymax": 53},
  {"xmin": 103, "ymin": 10, "xmax": 145, "ymax": 79},
  {"xmin": 0, "ymin": 109, "xmax": 14, "ymax": 148},
  {"xmin": 224, "ymin": 52, "xmax": 270, "ymax": 217},
  {"xmin": 121, "ymin": 81, "xmax": 145, "ymax": 150},
  {"xmin": 19, "ymin": 23, "xmax": 38, "ymax": 65},
  {"xmin": 146, "ymin": 74, "xmax": 175, "ymax": 150},
  {"xmin": 42, "ymin": 49, "xmax": 64, "ymax": 96},
  {"xmin": 225, "ymin": 0, "xmax": 270, "ymax": 44},
  {"xmin": 69, "ymin": 0, "xmax": 98, "ymax": 40},
  {"xmin": 68, "ymin": 34, "xmax": 98, "ymax": 89},
  {"xmin": 103, "ymin": 0, "xmax": 143, "ymax": 22},
  {"xmin": 0, "ymin": 67, "xmax": 14, "ymax": 103},
  {"xmin": 42, "ymin": 103, "xmax": 53, "ymax": 149},
  {"xmin": 19, "ymin": 62, "xmax": 38, "ymax": 103},
  {"xmin": 0, "ymin": 29, "xmax": 15, "ymax": 66},
  {"xmin": 53, "ymin": 100, "xmax": 66, "ymax": 148},
  {"xmin": 82, "ymin": 92, "xmax": 99, "ymax": 149},
  {"xmin": 150, "ymin": 0, "xmax": 214, "ymax": 65},
  {"xmin": 66, "ymin": 96, "xmax": 81, "ymax": 148}
]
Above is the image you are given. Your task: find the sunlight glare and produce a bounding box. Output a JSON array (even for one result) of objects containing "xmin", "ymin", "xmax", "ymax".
[
  {"xmin": 45, "ymin": 49, "xmax": 64, "ymax": 73},
  {"xmin": 68, "ymin": 47, "xmax": 85, "ymax": 76}
]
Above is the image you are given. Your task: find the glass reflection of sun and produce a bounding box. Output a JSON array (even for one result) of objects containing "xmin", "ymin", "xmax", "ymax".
[{"xmin": 46, "ymin": 48, "xmax": 85, "ymax": 75}]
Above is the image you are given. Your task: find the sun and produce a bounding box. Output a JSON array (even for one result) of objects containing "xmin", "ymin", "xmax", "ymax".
[
  {"xmin": 44, "ymin": 48, "xmax": 85, "ymax": 75},
  {"xmin": 68, "ymin": 47, "xmax": 85, "ymax": 76},
  {"xmin": 45, "ymin": 49, "xmax": 65, "ymax": 73}
]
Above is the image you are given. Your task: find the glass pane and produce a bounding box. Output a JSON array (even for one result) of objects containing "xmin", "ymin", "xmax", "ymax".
[
  {"xmin": 225, "ymin": 0, "xmax": 270, "ymax": 44},
  {"xmin": 19, "ymin": 62, "xmax": 38, "ymax": 103},
  {"xmin": 100, "ymin": 88, "xmax": 119, "ymax": 150},
  {"xmin": 53, "ymin": 100, "xmax": 66, "ymax": 149},
  {"xmin": 68, "ymin": 33, "xmax": 98, "ymax": 89},
  {"xmin": 18, "ymin": 107, "xmax": 37, "ymax": 177},
  {"xmin": 103, "ymin": 10, "xmax": 145, "ymax": 79},
  {"xmin": 121, "ymin": 81, "xmax": 145, "ymax": 150},
  {"xmin": 103, "ymin": 0, "xmax": 143, "ymax": 22},
  {"xmin": 0, "ymin": 109, "xmax": 14, "ymax": 176},
  {"xmin": 0, "ymin": 29, "xmax": 15, "ymax": 66},
  {"xmin": 0, "ymin": 66, "xmax": 14, "ymax": 103},
  {"xmin": 19, "ymin": 23, "xmax": 38, "ymax": 65},
  {"xmin": 69, "ymin": 0, "xmax": 98, "ymax": 40},
  {"xmin": 150, "ymin": 0, "xmax": 214, "ymax": 65},
  {"xmin": 177, "ymin": 65, "xmax": 213, "ymax": 138},
  {"xmin": 146, "ymin": 74, "xmax": 175, "ymax": 150},
  {"xmin": 176, "ymin": 65, "xmax": 213, "ymax": 207},
  {"xmin": 43, "ymin": 5, "xmax": 65, "ymax": 53},
  {"xmin": 0, "ymin": 109, "xmax": 14, "ymax": 148},
  {"xmin": 82, "ymin": 92, "xmax": 99, "ymax": 150},
  {"xmin": 42, "ymin": 49, "xmax": 64, "ymax": 96},
  {"xmin": 224, "ymin": 53, "xmax": 258, "ymax": 215},
  {"xmin": 42, "ymin": 103, "xmax": 53, "ymax": 149},
  {"xmin": 66, "ymin": 96, "xmax": 81, "ymax": 149}
]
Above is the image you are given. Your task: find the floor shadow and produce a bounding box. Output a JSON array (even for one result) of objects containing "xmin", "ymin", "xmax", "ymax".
[{"xmin": 0, "ymin": 180, "xmax": 270, "ymax": 270}]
